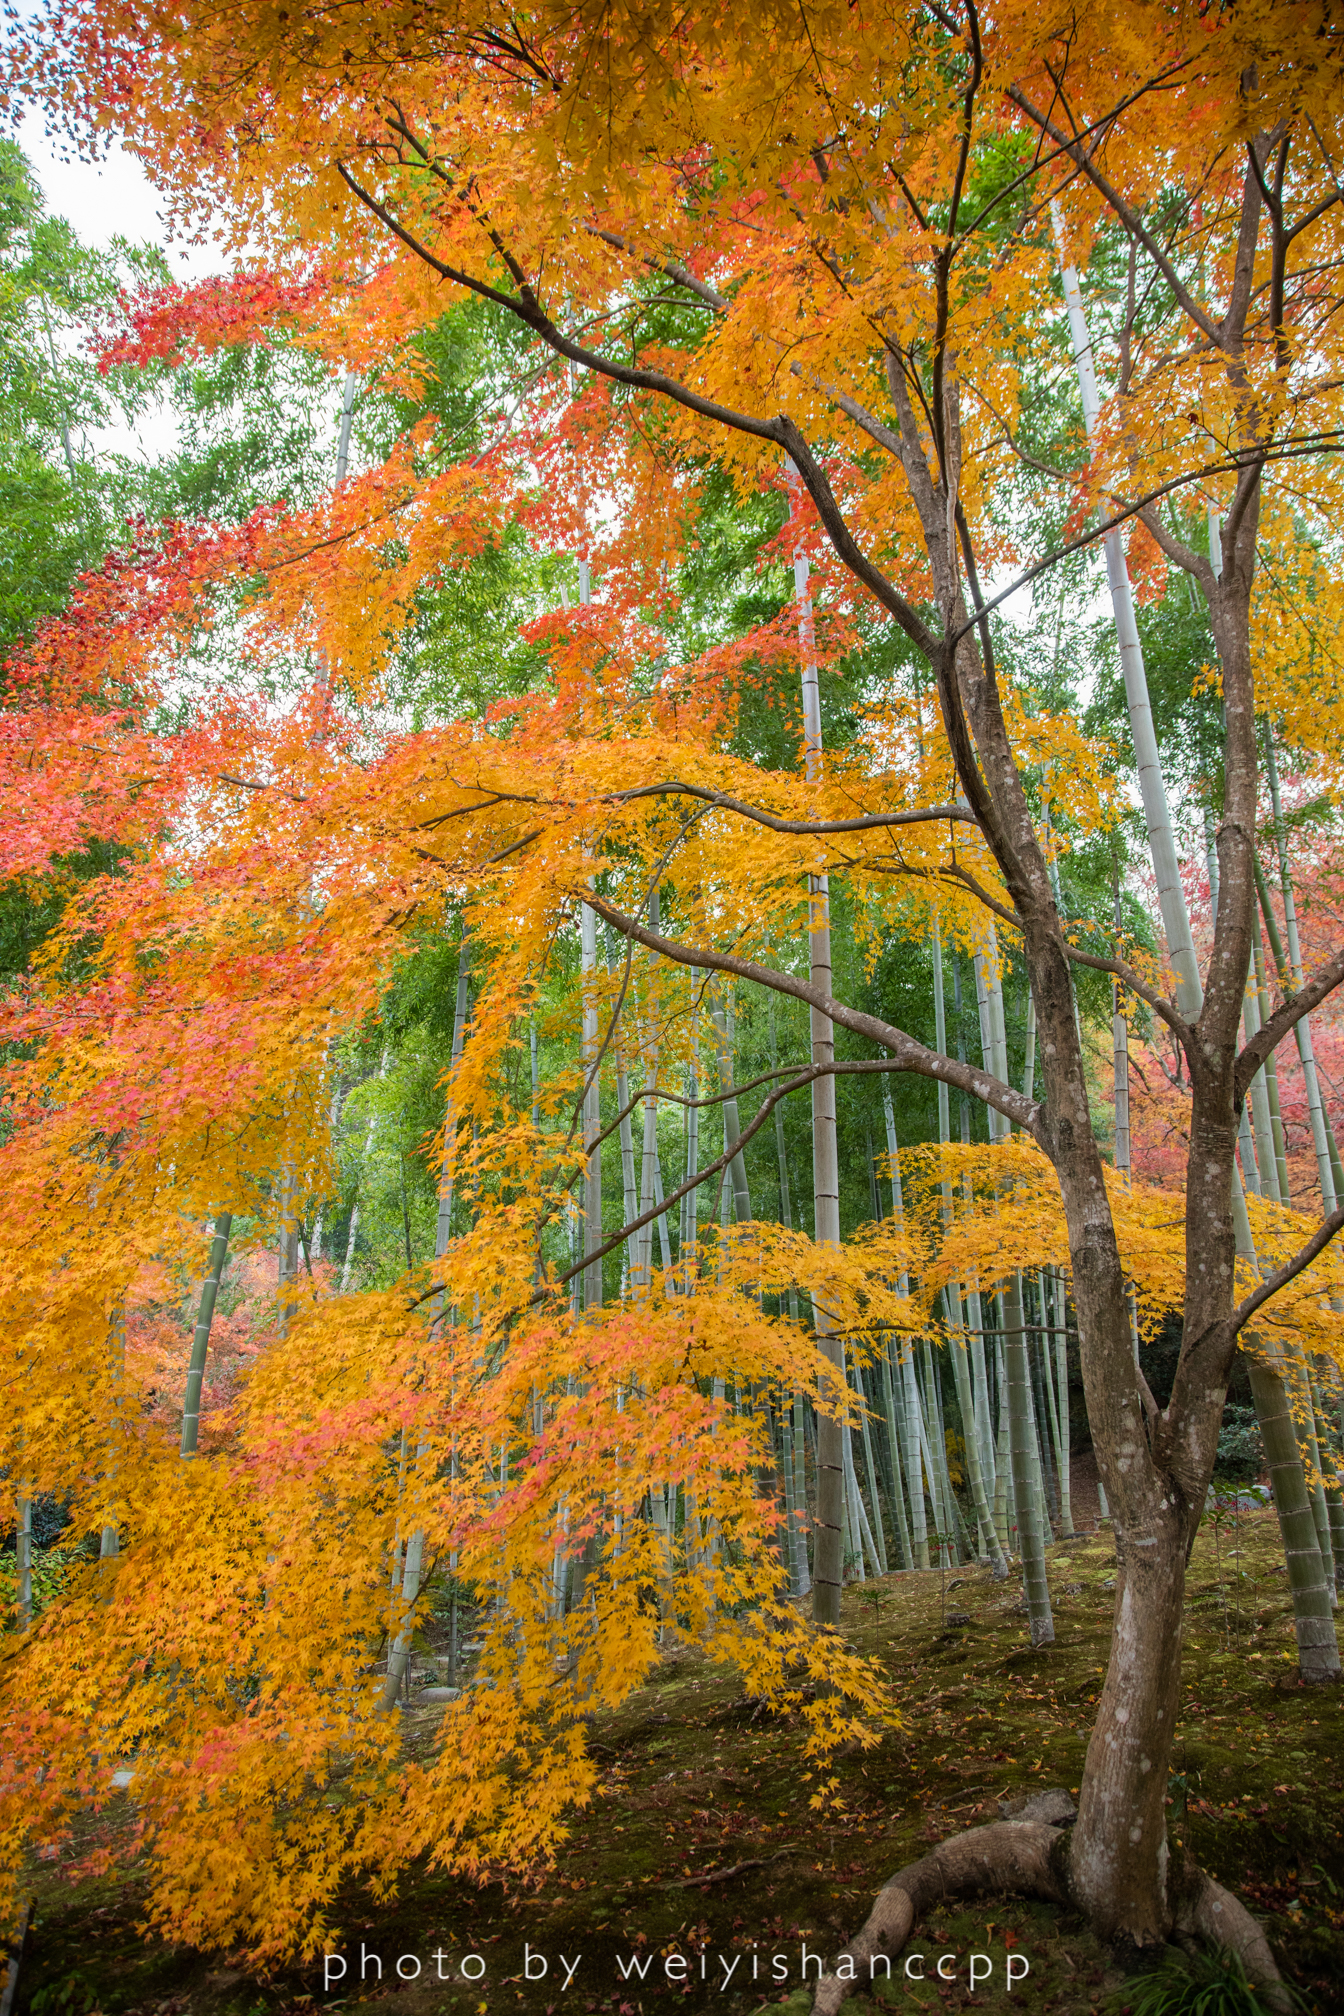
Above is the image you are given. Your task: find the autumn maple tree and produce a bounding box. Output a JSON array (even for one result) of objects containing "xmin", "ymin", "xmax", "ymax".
[{"xmin": 5, "ymin": 1, "xmax": 1344, "ymax": 2005}]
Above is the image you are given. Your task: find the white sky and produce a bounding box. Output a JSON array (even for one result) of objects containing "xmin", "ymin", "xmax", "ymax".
[
  {"xmin": 11, "ymin": 106, "xmax": 229, "ymax": 462},
  {"xmin": 13, "ymin": 106, "xmax": 220, "ymax": 274}
]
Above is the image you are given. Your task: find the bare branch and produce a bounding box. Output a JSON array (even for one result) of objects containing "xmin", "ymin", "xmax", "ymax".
[
  {"xmin": 791, "ymin": 361, "xmax": 904, "ymax": 457},
  {"xmin": 608, "ymin": 781, "xmax": 977, "ymax": 837},
  {"xmin": 1061, "ymin": 944, "xmax": 1190, "ymax": 1041},
  {"xmin": 1136, "ymin": 504, "xmax": 1210, "ymax": 585},
  {"xmin": 546, "ymin": 1065, "xmax": 816, "ymax": 1302},
  {"xmin": 1008, "ymin": 82, "xmax": 1221, "ymax": 346},
  {"xmin": 953, "ymin": 437, "xmax": 1344, "ymax": 644}
]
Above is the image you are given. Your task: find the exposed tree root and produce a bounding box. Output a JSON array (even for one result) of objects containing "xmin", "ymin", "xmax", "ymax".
[
  {"xmin": 1173, "ymin": 1860, "xmax": 1292, "ymax": 2012},
  {"xmin": 809, "ymin": 1810, "xmax": 1067, "ymax": 2015},
  {"xmin": 809, "ymin": 1792, "xmax": 1291, "ymax": 2016}
]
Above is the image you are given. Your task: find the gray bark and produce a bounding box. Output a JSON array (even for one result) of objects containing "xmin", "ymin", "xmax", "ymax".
[
  {"xmin": 181, "ymin": 1211, "xmax": 232, "ymax": 1457},
  {"xmin": 790, "ymin": 478, "xmax": 845, "ymax": 1627}
]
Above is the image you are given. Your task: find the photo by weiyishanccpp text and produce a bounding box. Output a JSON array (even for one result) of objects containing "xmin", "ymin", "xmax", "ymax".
[{"xmin": 320, "ymin": 1939, "xmax": 1032, "ymax": 1995}]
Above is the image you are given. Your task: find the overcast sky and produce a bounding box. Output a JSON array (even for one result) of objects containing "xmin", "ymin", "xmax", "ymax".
[
  {"xmin": 10, "ymin": 104, "xmax": 230, "ymax": 463},
  {"xmin": 14, "ymin": 105, "xmax": 221, "ymax": 273}
]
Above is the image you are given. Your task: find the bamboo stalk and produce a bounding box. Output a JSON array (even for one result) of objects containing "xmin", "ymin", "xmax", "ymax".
[
  {"xmin": 580, "ymin": 897, "xmax": 604, "ymax": 1312},
  {"xmin": 1002, "ymin": 1274, "xmax": 1054, "ymax": 1644},
  {"xmin": 379, "ymin": 929, "xmax": 472, "ymax": 1712},
  {"xmin": 709, "ymin": 1000, "xmax": 752, "ymax": 1224},
  {"xmin": 1288, "ymin": 1354, "xmax": 1337, "ymax": 1600},
  {"xmin": 1051, "ymin": 1269, "xmax": 1075, "ymax": 1537},
  {"xmin": 100, "ymin": 1308, "xmax": 125, "ymax": 1565},
  {"xmin": 878, "ymin": 1341, "xmax": 914, "ymax": 1570},
  {"xmin": 792, "ymin": 1391, "xmax": 812, "ymax": 1594},
  {"xmin": 341, "ymin": 1047, "xmax": 390, "ymax": 1293},
  {"xmin": 181, "ymin": 1211, "xmax": 232, "ymax": 1457},
  {"xmin": 855, "ymin": 1356, "xmax": 889, "ymax": 1573},
  {"xmin": 1247, "ymin": 1351, "xmax": 1340, "ymax": 1673},
  {"xmin": 789, "ymin": 467, "xmax": 845, "ymax": 1627},
  {"xmin": 1264, "ymin": 731, "xmax": 1343, "ymax": 1208},
  {"xmin": 1059, "ymin": 237, "xmax": 1336, "ymax": 1674},
  {"xmin": 15, "ymin": 1491, "xmax": 32, "ymax": 1631},
  {"xmin": 1253, "ymin": 926, "xmax": 1292, "ymax": 1203}
]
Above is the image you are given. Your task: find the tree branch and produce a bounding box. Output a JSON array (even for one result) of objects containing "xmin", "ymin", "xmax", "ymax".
[
  {"xmin": 587, "ymin": 896, "xmax": 1045, "ymax": 1144},
  {"xmin": 1236, "ymin": 945, "xmax": 1344, "ymax": 1103},
  {"xmin": 1008, "ymin": 83, "xmax": 1221, "ymax": 346},
  {"xmin": 1061, "ymin": 945, "xmax": 1189, "ymax": 1041},
  {"xmin": 336, "ymin": 162, "xmax": 787, "ymax": 444},
  {"xmin": 952, "ymin": 437, "xmax": 1344, "ymax": 644},
  {"xmin": 608, "ymin": 781, "xmax": 977, "ymax": 837},
  {"xmin": 1230, "ymin": 1206, "xmax": 1344, "ymax": 1338},
  {"xmin": 586, "ymin": 226, "xmax": 730, "ymax": 311},
  {"xmin": 336, "ymin": 163, "xmax": 941, "ymax": 663}
]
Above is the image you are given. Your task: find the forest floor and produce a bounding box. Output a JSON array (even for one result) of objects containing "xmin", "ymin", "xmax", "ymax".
[{"xmin": 11, "ymin": 1510, "xmax": 1344, "ymax": 2016}]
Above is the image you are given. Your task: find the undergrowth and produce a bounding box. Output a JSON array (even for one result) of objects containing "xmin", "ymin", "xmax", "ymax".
[
  {"xmin": 7, "ymin": 1512, "xmax": 1344, "ymax": 2016},
  {"xmin": 1113, "ymin": 1946, "xmax": 1304, "ymax": 2016}
]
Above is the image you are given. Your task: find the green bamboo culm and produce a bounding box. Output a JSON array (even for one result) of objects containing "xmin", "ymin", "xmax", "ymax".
[
  {"xmin": 15, "ymin": 1491, "xmax": 33, "ymax": 1630},
  {"xmin": 181, "ymin": 1212, "xmax": 233, "ymax": 1458},
  {"xmin": 1244, "ymin": 1353, "xmax": 1340, "ymax": 1678},
  {"xmin": 101, "ymin": 1307, "xmax": 126, "ymax": 1566},
  {"xmin": 1002, "ymin": 1272, "xmax": 1055, "ymax": 1645}
]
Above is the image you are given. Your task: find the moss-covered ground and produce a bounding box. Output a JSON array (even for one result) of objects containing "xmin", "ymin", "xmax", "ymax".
[{"xmin": 10, "ymin": 1512, "xmax": 1344, "ymax": 2016}]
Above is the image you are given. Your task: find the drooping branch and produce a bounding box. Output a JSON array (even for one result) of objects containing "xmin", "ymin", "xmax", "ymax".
[
  {"xmin": 587, "ymin": 895, "xmax": 1045, "ymax": 1144},
  {"xmin": 540, "ymin": 1056, "xmax": 946, "ymax": 1304},
  {"xmin": 1229, "ymin": 1205, "xmax": 1344, "ymax": 1338},
  {"xmin": 505, "ymin": 1064, "xmax": 822, "ymax": 1313}
]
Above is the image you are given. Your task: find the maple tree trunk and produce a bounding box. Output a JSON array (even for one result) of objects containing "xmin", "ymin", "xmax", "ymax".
[
  {"xmin": 1068, "ymin": 1504, "xmax": 1188, "ymax": 1944},
  {"xmin": 811, "ymin": 1805, "xmax": 1290, "ymax": 2015},
  {"xmin": 926, "ymin": 580, "xmax": 1193, "ymax": 1943},
  {"xmin": 1063, "ymin": 241, "xmax": 1336, "ymax": 1679}
]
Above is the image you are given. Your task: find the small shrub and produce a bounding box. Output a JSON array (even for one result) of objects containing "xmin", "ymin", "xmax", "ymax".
[
  {"xmin": 1116, "ymin": 1946, "xmax": 1300, "ymax": 2016},
  {"xmin": 29, "ymin": 1970, "xmax": 102, "ymax": 2015},
  {"xmin": 1214, "ymin": 1405, "xmax": 1264, "ymax": 1484}
]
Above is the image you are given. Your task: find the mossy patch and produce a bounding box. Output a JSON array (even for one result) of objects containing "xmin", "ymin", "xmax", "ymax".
[{"xmin": 11, "ymin": 1513, "xmax": 1344, "ymax": 2015}]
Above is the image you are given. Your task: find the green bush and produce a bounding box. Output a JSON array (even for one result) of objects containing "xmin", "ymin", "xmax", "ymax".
[
  {"xmin": 1214, "ymin": 1405, "xmax": 1264, "ymax": 1485},
  {"xmin": 29, "ymin": 1970, "xmax": 101, "ymax": 2015},
  {"xmin": 0, "ymin": 1544, "xmax": 73, "ymax": 1628},
  {"xmin": 1115, "ymin": 1946, "xmax": 1299, "ymax": 2016}
]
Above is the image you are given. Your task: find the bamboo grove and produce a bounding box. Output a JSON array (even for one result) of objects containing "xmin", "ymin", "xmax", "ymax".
[{"xmin": 4, "ymin": 0, "xmax": 1344, "ymax": 1995}]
